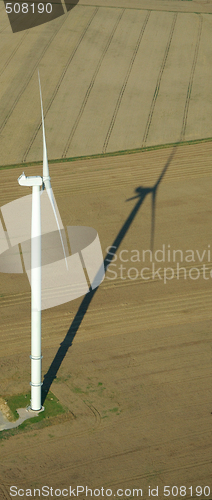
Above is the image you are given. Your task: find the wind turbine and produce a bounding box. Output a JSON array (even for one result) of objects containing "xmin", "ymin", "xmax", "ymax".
[{"xmin": 18, "ymin": 72, "xmax": 67, "ymax": 411}]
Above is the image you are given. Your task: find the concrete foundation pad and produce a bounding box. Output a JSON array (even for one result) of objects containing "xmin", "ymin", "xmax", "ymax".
[{"xmin": 0, "ymin": 406, "xmax": 44, "ymax": 431}]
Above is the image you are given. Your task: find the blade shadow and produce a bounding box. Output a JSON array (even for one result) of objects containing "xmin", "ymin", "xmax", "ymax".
[
  {"xmin": 150, "ymin": 145, "xmax": 177, "ymax": 251},
  {"xmin": 6, "ymin": 0, "xmax": 79, "ymax": 33},
  {"xmin": 42, "ymin": 145, "xmax": 177, "ymax": 404}
]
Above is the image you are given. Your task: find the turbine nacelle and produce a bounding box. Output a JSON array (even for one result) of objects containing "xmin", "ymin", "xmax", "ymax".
[{"xmin": 18, "ymin": 173, "xmax": 43, "ymax": 187}]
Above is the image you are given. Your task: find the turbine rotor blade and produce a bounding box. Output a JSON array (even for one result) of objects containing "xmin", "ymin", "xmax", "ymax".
[
  {"xmin": 38, "ymin": 70, "xmax": 49, "ymax": 182},
  {"xmin": 45, "ymin": 180, "xmax": 68, "ymax": 269},
  {"xmin": 38, "ymin": 70, "xmax": 68, "ymax": 268}
]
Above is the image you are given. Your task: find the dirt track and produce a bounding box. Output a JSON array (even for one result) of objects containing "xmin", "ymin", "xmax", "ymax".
[{"xmin": 0, "ymin": 141, "xmax": 211, "ymax": 498}]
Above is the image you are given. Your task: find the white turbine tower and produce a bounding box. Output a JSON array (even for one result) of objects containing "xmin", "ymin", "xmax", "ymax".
[{"xmin": 18, "ymin": 72, "xmax": 67, "ymax": 411}]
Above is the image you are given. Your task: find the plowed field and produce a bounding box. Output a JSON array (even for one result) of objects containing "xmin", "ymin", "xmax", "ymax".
[{"xmin": 0, "ymin": 141, "xmax": 211, "ymax": 497}]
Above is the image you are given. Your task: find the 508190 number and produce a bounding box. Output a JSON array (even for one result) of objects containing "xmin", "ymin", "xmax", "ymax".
[
  {"xmin": 163, "ymin": 486, "xmax": 211, "ymax": 497},
  {"xmin": 5, "ymin": 3, "xmax": 53, "ymax": 14}
]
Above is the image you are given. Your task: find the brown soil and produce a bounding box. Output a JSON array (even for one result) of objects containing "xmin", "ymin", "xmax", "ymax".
[{"xmin": 0, "ymin": 142, "xmax": 211, "ymax": 498}]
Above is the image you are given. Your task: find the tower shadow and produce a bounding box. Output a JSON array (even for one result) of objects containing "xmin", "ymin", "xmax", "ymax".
[{"xmin": 42, "ymin": 145, "xmax": 177, "ymax": 404}]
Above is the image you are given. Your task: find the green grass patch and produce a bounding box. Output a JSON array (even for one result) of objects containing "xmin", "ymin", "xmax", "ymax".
[
  {"xmin": 71, "ymin": 381, "xmax": 106, "ymax": 397},
  {"xmin": 0, "ymin": 391, "xmax": 69, "ymax": 440},
  {"xmin": 109, "ymin": 407, "xmax": 119, "ymax": 413},
  {"xmin": 102, "ymin": 406, "xmax": 122, "ymax": 418},
  {"xmin": 1, "ymin": 136, "xmax": 212, "ymax": 171},
  {"xmin": 72, "ymin": 386, "xmax": 84, "ymax": 394}
]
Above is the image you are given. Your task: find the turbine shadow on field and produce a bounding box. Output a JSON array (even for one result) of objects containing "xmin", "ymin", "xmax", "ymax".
[
  {"xmin": 127, "ymin": 145, "xmax": 177, "ymax": 251},
  {"xmin": 65, "ymin": 0, "xmax": 80, "ymax": 13},
  {"xmin": 6, "ymin": 0, "xmax": 79, "ymax": 33},
  {"xmin": 42, "ymin": 145, "xmax": 177, "ymax": 404}
]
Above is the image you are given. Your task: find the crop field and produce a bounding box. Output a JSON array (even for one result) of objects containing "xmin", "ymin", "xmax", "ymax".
[
  {"xmin": 0, "ymin": 1, "xmax": 212, "ymax": 164},
  {"xmin": 0, "ymin": 141, "xmax": 212, "ymax": 497},
  {"xmin": 0, "ymin": 0, "xmax": 212, "ymax": 498}
]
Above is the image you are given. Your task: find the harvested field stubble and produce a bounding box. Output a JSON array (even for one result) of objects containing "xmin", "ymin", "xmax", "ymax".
[{"xmin": 0, "ymin": 142, "xmax": 211, "ymax": 495}]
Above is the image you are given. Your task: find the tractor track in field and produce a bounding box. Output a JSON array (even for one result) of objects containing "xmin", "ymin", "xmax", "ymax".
[
  {"xmin": 180, "ymin": 14, "xmax": 203, "ymax": 140},
  {"xmin": 0, "ymin": 401, "xmax": 210, "ymax": 466},
  {"xmin": 102, "ymin": 11, "xmax": 151, "ymax": 154},
  {"xmin": 0, "ymin": 160, "xmax": 210, "ymax": 205},
  {"xmin": 42, "ymin": 161, "xmax": 212, "ymax": 196},
  {"xmin": 71, "ymin": 456, "xmax": 211, "ymax": 498},
  {"xmin": 61, "ymin": 8, "xmax": 125, "ymax": 159},
  {"xmin": 0, "ymin": 32, "xmax": 29, "ymax": 78},
  {"xmin": 0, "ymin": 425, "xmax": 99, "ymax": 465},
  {"xmin": 142, "ymin": 12, "xmax": 178, "ymax": 147},
  {"xmin": 0, "ymin": 14, "xmax": 68, "ymax": 137},
  {"xmin": 0, "ymin": 486, "xmax": 10, "ymax": 500},
  {"xmin": 53, "ymin": 164, "xmax": 212, "ymax": 195},
  {"xmin": 83, "ymin": 400, "xmax": 102, "ymax": 427},
  {"xmin": 0, "ymin": 394, "xmax": 102, "ymax": 467},
  {"xmin": 0, "ymin": 4, "xmax": 11, "ymax": 35},
  {"xmin": 3, "ymin": 460, "xmax": 212, "ymax": 493},
  {"xmin": 0, "ymin": 377, "xmax": 210, "ymax": 475},
  {"xmin": 22, "ymin": 7, "xmax": 99, "ymax": 163},
  {"xmin": 0, "ymin": 262, "xmax": 212, "ymax": 310},
  {"xmin": 0, "ymin": 286, "xmax": 212, "ymax": 355},
  {"xmin": 1, "ymin": 434, "xmax": 211, "ymax": 487},
  {"xmin": 1, "ymin": 144, "xmax": 212, "ymax": 204}
]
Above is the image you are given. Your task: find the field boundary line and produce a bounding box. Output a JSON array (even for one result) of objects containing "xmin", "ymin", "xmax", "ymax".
[
  {"xmin": 102, "ymin": 10, "xmax": 151, "ymax": 154},
  {"xmin": 0, "ymin": 31, "xmax": 28, "ymax": 78},
  {"xmin": 142, "ymin": 12, "xmax": 178, "ymax": 146},
  {"xmin": 22, "ymin": 6, "xmax": 99, "ymax": 162},
  {"xmin": 0, "ymin": 14, "xmax": 69, "ymax": 137},
  {"xmin": 62, "ymin": 8, "xmax": 125, "ymax": 158},
  {"xmin": 0, "ymin": 164, "xmax": 211, "ymax": 204},
  {"xmin": 181, "ymin": 14, "xmax": 203, "ymax": 140},
  {"xmin": 1, "ymin": 136, "xmax": 212, "ymax": 171}
]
